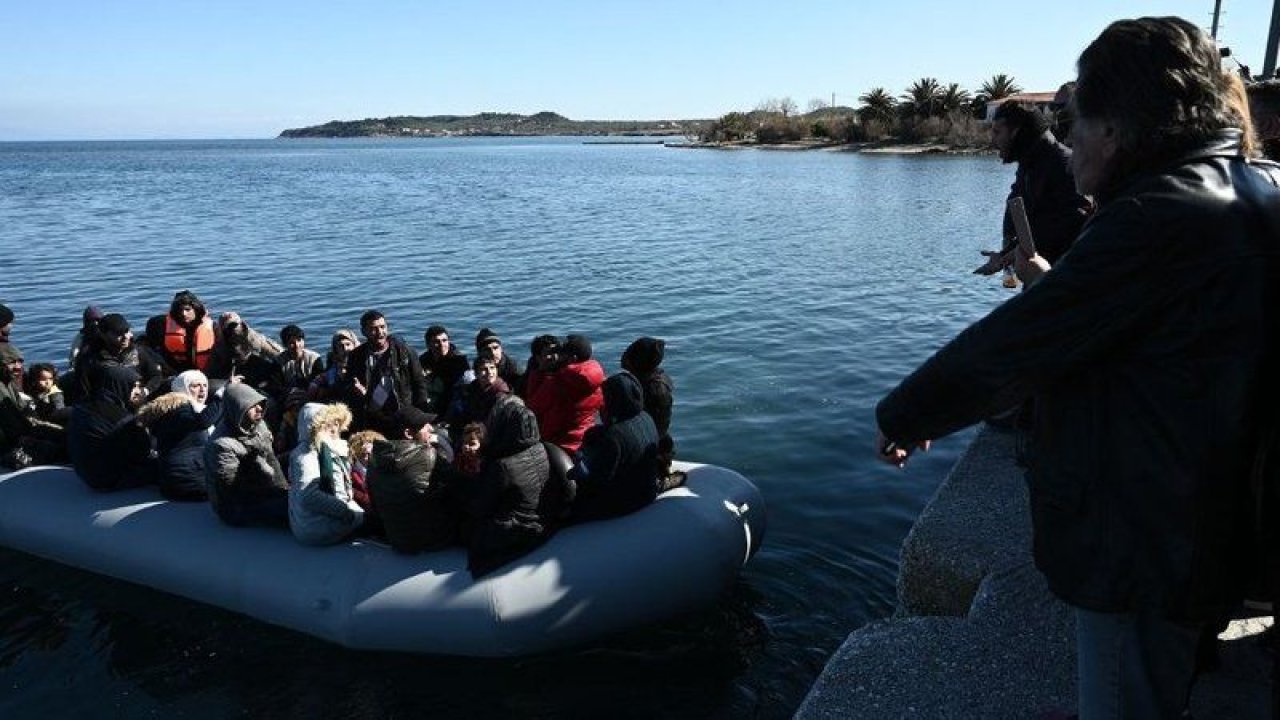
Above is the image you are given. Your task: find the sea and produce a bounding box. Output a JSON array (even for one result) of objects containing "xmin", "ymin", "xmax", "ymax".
[{"xmin": 0, "ymin": 137, "xmax": 1016, "ymax": 718}]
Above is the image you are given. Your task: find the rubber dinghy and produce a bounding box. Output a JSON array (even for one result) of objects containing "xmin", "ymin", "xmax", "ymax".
[{"xmin": 0, "ymin": 461, "xmax": 764, "ymax": 657}]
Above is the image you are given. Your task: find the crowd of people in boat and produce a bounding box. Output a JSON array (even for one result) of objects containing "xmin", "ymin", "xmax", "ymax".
[{"xmin": 0, "ymin": 292, "xmax": 679, "ymax": 577}]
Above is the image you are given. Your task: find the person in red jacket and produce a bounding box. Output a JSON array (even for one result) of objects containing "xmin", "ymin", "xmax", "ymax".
[{"xmin": 525, "ymin": 334, "xmax": 603, "ymax": 454}]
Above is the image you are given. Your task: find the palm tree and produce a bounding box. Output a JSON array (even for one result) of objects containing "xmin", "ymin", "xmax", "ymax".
[
  {"xmin": 857, "ymin": 87, "xmax": 896, "ymax": 121},
  {"xmin": 939, "ymin": 83, "xmax": 972, "ymax": 114},
  {"xmin": 901, "ymin": 78, "xmax": 942, "ymax": 118},
  {"xmin": 975, "ymin": 74, "xmax": 1022, "ymax": 105}
]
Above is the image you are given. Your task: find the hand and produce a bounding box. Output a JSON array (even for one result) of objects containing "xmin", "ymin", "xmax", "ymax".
[
  {"xmin": 875, "ymin": 430, "xmax": 931, "ymax": 468},
  {"xmin": 973, "ymin": 250, "xmax": 1009, "ymax": 276},
  {"xmin": 229, "ymin": 374, "xmax": 244, "ymax": 384},
  {"xmin": 352, "ymin": 378, "xmax": 367, "ymax": 396},
  {"xmin": 1013, "ymin": 246, "xmax": 1051, "ymax": 286}
]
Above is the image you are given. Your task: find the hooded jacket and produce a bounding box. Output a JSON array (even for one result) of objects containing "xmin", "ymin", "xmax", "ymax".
[
  {"xmin": 621, "ymin": 337, "xmax": 674, "ymax": 437},
  {"xmin": 136, "ymin": 389, "xmax": 222, "ymax": 500},
  {"xmin": 526, "ymin": 356, "xmax": 605, "ymax": 454},
  {"xmin": 465, "ymin": 396, "xmax": 552, "ymax": 576},
  {"xmin": 877, "ymin": 133, "xmax": 1280, "ymax": 619},
  {"xmin": 367, "ymin": 438, "xmax": 456, "ymax": 553},
  {"xmin": 571, "ymin": 372, "xmax": 661, "ymax": 522},
  {"xmin": 68, "ymin": 364, "xmax": 153, "ymax": 491},
  {"xmin": 205, "ymin": 383, "xmax": 287, "ymax": 524},
  {"xmin": 287, "ymin": 403, "xmax": 364, "ymax": 545}
]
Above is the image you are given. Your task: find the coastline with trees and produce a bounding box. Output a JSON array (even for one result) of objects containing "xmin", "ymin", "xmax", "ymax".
[{"xmin": 277, "ymin": 74, "xmax": 1036, "ymax": 154}]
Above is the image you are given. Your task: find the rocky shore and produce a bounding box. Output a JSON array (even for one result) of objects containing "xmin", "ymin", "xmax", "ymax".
[{"xmin": 795, "ymin": 426, "xmax": 1272, "ymax": 719}]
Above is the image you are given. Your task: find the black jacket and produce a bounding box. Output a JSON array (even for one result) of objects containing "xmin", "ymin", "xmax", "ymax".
[
  {"xmin": 419, "ymin": 347, "xmax": 470, "ymax": 417},
  {"xmin": 137, "ymin": 392, "xmax": 222, "ymax": 501},
  {"xmin": 878, "ymin": 132, "xmax": 1280, "ymax": 619},
  {"xmin": 1001, "ymin": 130, "xmax": 1092, "ymax": 265},
  {"xmin": 571, "ymin": 372, "xmax": 661, "ymax": 522},
  {"xmin": 343, "ymin": 336, "xmax": 430, "ymax": 429},
  {"xmin": 464, "ymin": 396, "xmax": 551, "ymax": 577},
  {"xmin": 68, "ymin": 365, "xmax": 154, "ymax": 491},
  {"xmin": 367, "ymin": 438, "xmax": 456, "ymax": 553}
]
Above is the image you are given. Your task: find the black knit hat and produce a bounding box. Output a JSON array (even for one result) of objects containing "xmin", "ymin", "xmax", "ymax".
[
  {"xmin": 99, "ymin": 313, "xmax": 131, "ymax": 337},
  {"xmin": 475, "ymin": 327, "xmax": 501, "ymax": 350},
  {"xmin": 394, "ymin": 405, "xmax": 434, "ymax": 436},
  {"xmin": 564, "ymin": 334, "xmax": 592, "ymax": 362},
  {"xmin": 0, "ymin": 304, "xmax": 12, "ymax": 327}
]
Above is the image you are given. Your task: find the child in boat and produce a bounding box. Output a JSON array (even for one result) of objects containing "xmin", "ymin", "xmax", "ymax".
[
  {"xmin": 23, "ymin": 362, "xmax": 67, "ymax": 425},
  {"xmin": 347, "ymin": 428, "xmax": 385, "ymax": 534},
  {"xmin": 454, "ymin": 422, "xmax": 485, "ymax": 478}
]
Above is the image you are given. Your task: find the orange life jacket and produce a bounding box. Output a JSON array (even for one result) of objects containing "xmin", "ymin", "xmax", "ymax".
[{"xmin": 163, "ymin": 316, "xmax": 215, "ymax": 371}]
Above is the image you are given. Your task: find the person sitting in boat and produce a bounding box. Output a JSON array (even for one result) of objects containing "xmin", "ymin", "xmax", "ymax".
[
  {"xmin": 152, "ymin": 290, "xmax": 216, "ymax": 374},
  {"xmin": 346, "ymin": 428, "xmax": 385, "ymax": 534},
  {"xmin": 463, "ymin": 395, "xmax": 552, "ymax": 577},
  {"xmin": 521, "ymin": 334, "xmax": 560, "ymax": 400},
  {"xmin": 454, "ymin": 422, "xmax": 485, "ymax": 479},
  {"xmin": 205, "ymin": 383, "xmax": 288, "ymax": 528},
  {"xmin": 419, "ymin": 324, "xmax": 470, "ymax": 419},
  {"xmin": 206, "ymin": 312, "xmax": 283, "ymax": 380},
  {"xmin": 0, "ymin": 344, "xmax": 34, "ymax": 469},
  {"xmin": 474, "ymin": 328, "xmax": 523, "ymax": 394},
  {"xmin": 276, "ymin": 324, "xmax": 322, "ymax": 391},
  {"xmin": 68, "ymin": 364, "xmax": 155, "ymax": 491},
  {"xmin": 568, "ymin": 371, "xmax": 661, "ymax": 523},
  {"xmin": 288, "ymin": 403, "xmax": 364, "ymax": 546},
  {"xmin": 525, "ymin": 334, "xmax": 604, "ymax": 454},
  {"xmin": 218, "ymin": 323, "xmax": 285, "ymax": 403},
  {"xmin": 449, "ymin": 353, "xmax": 511, "ymax": 431},
  {"xmin": 24, "ymin": 362, "xmax": 68, "ymax": 426},
  {"xmin": 69, "ymin": 313, "xmax": 168, "ymax": 404},
  {"xmin": 343, "ymin": 310, "xmax": 430, "ymax": 436},
  {"xmin": 620, "ymin": 336, "xmax": 679, "ymax": 488},
  {"xmin": 367, "ymin": 406, "xmax": 458, "ymax": 554},
  {"xmin": 67, "ymin": 305, "xmax": 104, "ymax": 369},
  {"xmin": 135, "ymin": 370, "xmax": 222, "ymax": 501},
  {"xmin": 307, "ymin": 329, "xmax": 359, "ymax": 403}
]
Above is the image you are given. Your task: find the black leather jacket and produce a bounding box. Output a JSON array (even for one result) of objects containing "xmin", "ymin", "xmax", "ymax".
[{"xmin": 878, "ymin": 131, "xmax": 1280, "ymax": 619}]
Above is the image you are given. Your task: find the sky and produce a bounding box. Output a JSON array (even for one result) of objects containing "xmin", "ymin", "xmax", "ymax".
[{"xmin": 0, "ymin": 0, "xmax": 1273, "ymax": 140}]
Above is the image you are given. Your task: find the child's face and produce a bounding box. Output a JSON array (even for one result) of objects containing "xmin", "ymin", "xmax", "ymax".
[
  {"xmin": 35, "ymin": 370, "xmax": 55, "ymax": 394},
  {"xmin": 476, "ymin": 362, "xmax": 498, "ymax": 386},
  {"xmin": 462, "ymin": 436, "xmax": 481, "ymax": 455}
]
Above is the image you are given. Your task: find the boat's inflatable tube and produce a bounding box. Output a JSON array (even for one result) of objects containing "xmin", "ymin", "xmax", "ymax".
[{"xmin": 0, "ymin": 462, "xmax": 764, "ymax": 657}]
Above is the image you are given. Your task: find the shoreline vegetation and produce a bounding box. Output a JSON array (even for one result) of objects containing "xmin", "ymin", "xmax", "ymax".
[{"xmin": 279, "ymin": 75, "xmax": 1029, "ymax": 155}]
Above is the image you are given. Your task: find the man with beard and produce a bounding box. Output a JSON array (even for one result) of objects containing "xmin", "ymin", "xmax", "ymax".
[{"xmin": 973, "ymin": 101, "xmax": 1091, "ymax": 278}]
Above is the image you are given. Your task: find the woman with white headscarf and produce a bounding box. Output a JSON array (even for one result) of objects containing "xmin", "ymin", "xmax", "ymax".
[{"xmin": 136, "ymin": 369, "xmax": 224, "ymax": 500}]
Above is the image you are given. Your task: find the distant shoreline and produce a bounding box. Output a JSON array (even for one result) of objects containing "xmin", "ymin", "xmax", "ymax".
[{"xmin": 666, "ymin": 139, "xmax": 991, "ymax": 155}]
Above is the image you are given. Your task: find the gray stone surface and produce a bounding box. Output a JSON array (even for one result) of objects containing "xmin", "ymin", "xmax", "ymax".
[{"xmin": 796, "ymin": 426, "xmax": 1273, "ymax": 719}]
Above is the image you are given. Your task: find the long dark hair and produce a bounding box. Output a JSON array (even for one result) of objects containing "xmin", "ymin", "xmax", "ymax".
[{"xmin": 1074, "ymin": 17, "xmax": 1245, "ymax": 187}]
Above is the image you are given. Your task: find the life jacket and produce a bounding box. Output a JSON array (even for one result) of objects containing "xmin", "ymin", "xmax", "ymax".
[{"xmin": 163, "ymin": 316, "xmax": 215, "ymax": 371}]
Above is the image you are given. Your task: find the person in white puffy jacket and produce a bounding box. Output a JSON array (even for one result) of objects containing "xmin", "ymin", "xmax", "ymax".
[{"xmin": 288, "ymin": 402, "xmax": 364, "ymax": 545}]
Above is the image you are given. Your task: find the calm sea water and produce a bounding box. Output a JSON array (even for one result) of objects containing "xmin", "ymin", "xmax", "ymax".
[{"xmin": 0, "ymin": 138, "xmax": 1014, "ymax": 718}]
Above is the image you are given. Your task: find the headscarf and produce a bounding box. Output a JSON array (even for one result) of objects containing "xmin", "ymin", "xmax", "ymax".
[{"xmin": 172, "ymin": 369, "xmax": 210, "ymax": 412}]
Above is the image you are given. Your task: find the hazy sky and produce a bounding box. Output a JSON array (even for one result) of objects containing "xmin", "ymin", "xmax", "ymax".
[{"xmin": 1, "ymin": 0, "xmax": 1272, "ymax": 140}]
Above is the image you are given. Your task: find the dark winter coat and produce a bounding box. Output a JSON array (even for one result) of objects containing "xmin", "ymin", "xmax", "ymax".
[
  {"xmin": 621, "ymin": 337, "xmax": 674, "ymax": 437},
  {"xmin": 877, "ymin": 132, "xmax": 1280, "ymax": 620},
  {"xmin": 1001, "ymin": 130, "xmax": 1092, "ymax": 265},
  {"xmin": 343, "ymin": 336, "xmax": 430, "ymax": 430},
  {"xmin": 464, "ymin": 396, "xmax": 552, "ymax": 577},
  {"xmin": 367, "ymin": 438, "xmax": 456, "ymax": 553},
  {"xmin": 571, "ymin": 372, "xmax": 661, "ymax": 522},
  {"xmin": 137, "ymin": 391, "xmax": 222, "ymax": 501},
  {"xmin": 419, "ymin": 347, "xmax": 470, "ymax": 417},
  {"xmin": 68, "ymin": 365, "xmax": 154, "ymax": 491},
  {"xmin": 205, "ymin": 383, "xmax": 288, "ymax": 526}
]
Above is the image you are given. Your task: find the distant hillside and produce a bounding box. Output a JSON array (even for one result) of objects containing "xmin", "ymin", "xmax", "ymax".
[{"xmin": 279, "ymin": 112, "xmax": 701, "ymax": 138}]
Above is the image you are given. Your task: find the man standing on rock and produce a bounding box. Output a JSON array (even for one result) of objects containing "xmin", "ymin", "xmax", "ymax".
[{"xmin": 877, "ymin": 16, "xmax": 1280, "ymax": 718}]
